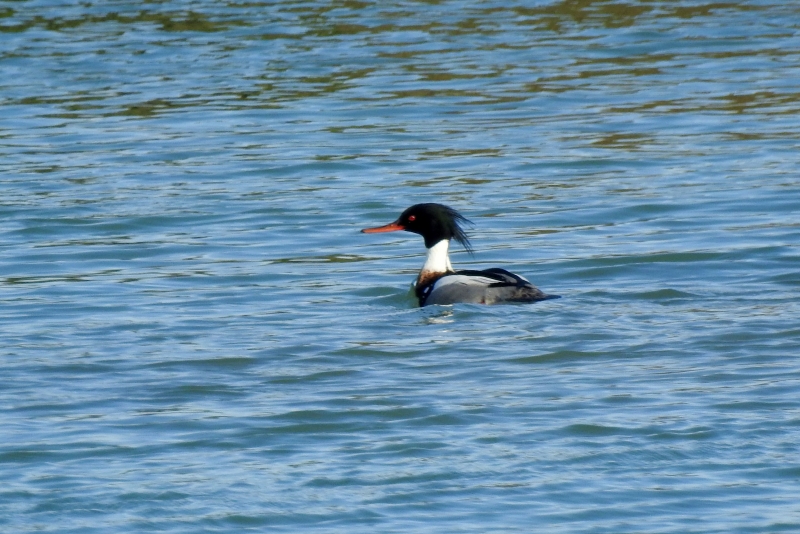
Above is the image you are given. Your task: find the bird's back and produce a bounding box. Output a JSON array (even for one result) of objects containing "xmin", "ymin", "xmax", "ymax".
[{"xmin": 421, "ymin": 268, "xmax": 559, "ymax": 306}]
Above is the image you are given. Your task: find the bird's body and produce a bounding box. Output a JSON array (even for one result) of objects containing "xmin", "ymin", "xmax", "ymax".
[{"xmin": 362, "ymin": 203, "xmax": 558, "ymax": 307}]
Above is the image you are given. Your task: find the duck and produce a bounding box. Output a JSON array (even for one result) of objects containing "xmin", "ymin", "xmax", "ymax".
[{"xmin": 361, "ymin": 203, "xmax": 559, "ymax": 306}]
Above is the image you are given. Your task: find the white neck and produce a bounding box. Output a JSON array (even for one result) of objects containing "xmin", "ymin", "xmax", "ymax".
[{"xmin": 421, "ymin": 239, "xmax": 453, "ymax": 275}]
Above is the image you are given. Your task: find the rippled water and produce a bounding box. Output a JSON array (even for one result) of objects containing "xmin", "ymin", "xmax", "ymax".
[{"xmin": 3, "ymin": 1, "xmax": 800, "ymax": 532}]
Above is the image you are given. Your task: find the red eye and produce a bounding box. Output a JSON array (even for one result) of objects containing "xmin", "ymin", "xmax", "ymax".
[{"xmin": 408, "ymin": 215, "xmax": 416, "ymax": 222}]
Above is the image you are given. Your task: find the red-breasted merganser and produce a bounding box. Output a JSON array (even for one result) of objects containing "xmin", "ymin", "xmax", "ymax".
[{"xmin": 361, "ymin": 203, "xmax": 559, "ymax": 307}]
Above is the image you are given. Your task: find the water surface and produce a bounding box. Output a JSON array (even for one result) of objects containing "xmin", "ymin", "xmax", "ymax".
[{"xmin": 2, "ymin": 1, "xmax": 800, "ymax": 532}]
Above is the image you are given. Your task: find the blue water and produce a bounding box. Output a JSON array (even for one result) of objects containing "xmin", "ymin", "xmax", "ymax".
[{"xmin": 3, "ymin": 1, "xmax": 800, "ymax": 532}]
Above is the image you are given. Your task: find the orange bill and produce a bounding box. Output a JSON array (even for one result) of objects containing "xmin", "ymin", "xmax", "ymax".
[{"xmin": 361, "ymin": 222, "xmax": 405, "ymax": 233}]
